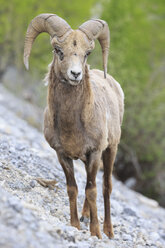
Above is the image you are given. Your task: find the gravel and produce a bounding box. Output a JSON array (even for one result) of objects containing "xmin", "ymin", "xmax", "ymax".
[{"xmin": 0, "ymin": 85, "xmax": 165, "ymax": 248}]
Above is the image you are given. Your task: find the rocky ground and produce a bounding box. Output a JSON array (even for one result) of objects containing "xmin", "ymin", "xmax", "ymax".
[{"xmin": 0, "ymin": 84, "xmax": 165, "ymax": 248}]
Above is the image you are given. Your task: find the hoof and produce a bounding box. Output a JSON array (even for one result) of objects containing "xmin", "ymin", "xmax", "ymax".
[
  {"xmin": 80, "ymin": 216, "xmax": 84, "ymax": 222},
  {"xmin": 80, "ymin": 216, "xmax": 89, "ymax": 223},
  {"xmin": 71, "ymin": 220, "xmax": 80, "ymax": 230},
  {"xmin": 103, "ymin": 224, "xmax": 114, "ymax": 239},
  {"xmin": 90, "ymin": 224, "xmax": 102, "ymax": 239},
  {"xmin": 91, "ymin": 230, "xmax": 102, "ymax": 239}
]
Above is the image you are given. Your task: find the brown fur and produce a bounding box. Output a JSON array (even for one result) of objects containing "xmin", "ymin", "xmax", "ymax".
[
  {"xmin": 24, "ymin": 14, "xmax": 124, "ymax": 239},
  {"xmin": 43, "ymin": 30, "xmax": 124, "ymax": 239}
]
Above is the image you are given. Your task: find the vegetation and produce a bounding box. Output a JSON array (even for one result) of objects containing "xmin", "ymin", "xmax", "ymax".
[
  {"xmin": 101, "ymin": 0, "xmax": 165, "ymax": 205},
  {"xmin": 0, "ymin": 0, "xmax": 165, "ymax": 205}
]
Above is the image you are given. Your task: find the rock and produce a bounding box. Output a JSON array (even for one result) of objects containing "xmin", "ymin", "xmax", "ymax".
[
  {"xmin": 125, "ymin": 177, "xmax": 136, "ymax": 188},
  {"xmin": 9, "ymin": 146, "xmax": 16, "ymax": 154},
  {"xmin": 122, "ymin": 234, "xmax": 132, "ymax": 241},
  {"xmin": 161, "ymin": 234, "xmax": 165, "ymax": 240},
  {"xmin": 111, "ymin": 199, "xmax": 123, "ymax": 214},
  {"xmin": 30, "ymin": 180, "xmax": 36, "ymax": 188},
  {"xmin": 138, "ymin": 194, "xmax": 159, "ymax": 208},
  {"xmin": 15, "ymin": 144, "xmax": 26, "ymax": 151},
  {"xmin": 136, "ymin": 245, "xmax": 145, "ymax": 248},
  {"xmin": 7, "ymin": 197, "xmax": 23, "ymax": 213},
  {"xmin": 123, "ymin": 207, "xmax": 137, "ymax": 217},
  {"xmin": 150, "ymin": 232, "xmax": 160, "ymax": 242}
]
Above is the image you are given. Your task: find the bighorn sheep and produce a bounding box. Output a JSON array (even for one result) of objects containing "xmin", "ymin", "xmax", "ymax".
[{"xmin": 24, "ymin": 13, "xmax": 124, "ymax": 239}]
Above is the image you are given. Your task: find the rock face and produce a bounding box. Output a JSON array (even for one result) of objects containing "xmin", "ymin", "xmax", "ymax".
[{"xmin": 0, "ymin": 85, "xmax": 165, "ymax": 248}]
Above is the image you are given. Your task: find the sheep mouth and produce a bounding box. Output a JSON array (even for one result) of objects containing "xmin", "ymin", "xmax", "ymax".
[
  {"xmin": 69, "ymin": 79, "xmax": 82, "ymax": 86},
  {"xmin": 61, "ymin": 77, "xmax": 81, "ymax": 86}
]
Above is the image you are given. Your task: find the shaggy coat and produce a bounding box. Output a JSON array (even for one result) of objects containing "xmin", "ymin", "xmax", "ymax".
[{"xmin": 23, "ymin": 14, "xmax": 124, "ymax": 239}]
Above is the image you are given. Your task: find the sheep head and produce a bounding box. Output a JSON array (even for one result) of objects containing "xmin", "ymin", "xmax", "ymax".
[
  {"xmin": 24, "ymin": 13, "xmax": 110, "ymax": 85},
  {"xmin": 50, "ymin": 30, "xmax": 95, "ymax": 85}
]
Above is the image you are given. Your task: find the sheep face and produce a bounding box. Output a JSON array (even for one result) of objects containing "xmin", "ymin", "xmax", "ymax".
[{"xmin": 51, "ymin": 30, "xmax": 95, "ymax": 86}]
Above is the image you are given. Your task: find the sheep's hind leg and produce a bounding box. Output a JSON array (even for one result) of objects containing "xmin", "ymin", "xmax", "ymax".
[
  {"xmin": 80, "ymin": 197, "xmax": 90, "ymax": 223},
  {"xmin": 57, "ymin": 153, "xmax": 80, "ymax": 229},
  {"xmin": 102, "ymin": 146, "xmax": 117, "ymax": 239},
  {"xmin": 80, "ymin": 162, "xmax": 90, "ymax": 223}
]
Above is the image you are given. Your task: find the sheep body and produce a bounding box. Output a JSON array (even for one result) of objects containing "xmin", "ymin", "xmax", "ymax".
[
  {"xmin": 24, "ymin": 14, "xmax": 124, "ymax": 239},
  {"xmin": 44, "ymin": 67, "xmax": 124, "ymax": 162}
]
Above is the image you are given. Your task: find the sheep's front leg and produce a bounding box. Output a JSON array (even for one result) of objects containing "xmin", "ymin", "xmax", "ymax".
[
  {"xmin": 57, "ymin": 153, "xmax": 80, "ymax": 229},
  {"xmin": 102, "ymin": 146, "xmax": 117, "ymax": 239},
  {"xmin": 85, "ymin": 152, "xmax": 102, "ymax": 239}
]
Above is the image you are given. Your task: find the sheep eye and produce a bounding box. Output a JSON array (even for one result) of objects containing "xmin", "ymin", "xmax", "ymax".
[
  {"xmin": 85, "ymin": 51, "xmax": 91, "ymax": 59},
  {"xmin": 54, "ymin": 47, "xmax": 64, "ymax": 61}
]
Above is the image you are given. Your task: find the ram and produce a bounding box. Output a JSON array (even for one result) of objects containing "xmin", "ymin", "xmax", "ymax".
[{"xmin": 24, "ymin": 13, "xmax": 124, "ymax": 239}]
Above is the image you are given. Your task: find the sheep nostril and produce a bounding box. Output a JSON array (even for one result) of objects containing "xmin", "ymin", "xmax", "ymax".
[{"xmin": 71, "ymin": 70, "xmax": 81, "ymax": 79}]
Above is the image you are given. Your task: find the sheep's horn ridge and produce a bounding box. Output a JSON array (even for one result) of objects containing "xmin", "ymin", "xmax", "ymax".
[
  {"xmin": 79, "ymin": 19, "xmax": 110, "ymax": 78},
  {"xmin": 23, "ymin": 13, "xmax": 71, "ymax": 70}
]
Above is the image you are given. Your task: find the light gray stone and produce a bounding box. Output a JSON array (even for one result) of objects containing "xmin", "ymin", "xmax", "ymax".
[
  {"xmin": 123, "ymin": 234, "xmax": 132, "ymax": 241},
  {"xmin": 123, "ymin": 207, "xmax": 137, "ymax": 217},
  {"xmin": 150, "ymin": 232, "xmax": 160, "ymax": 241},
  {"xmin": 30, "ymin": 180, "xmax": 36, "ymax": 188}
]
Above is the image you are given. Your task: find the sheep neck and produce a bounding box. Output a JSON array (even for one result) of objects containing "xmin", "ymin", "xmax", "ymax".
[{"xmin": 47, "ymin": 65, "xmax": 94, "ymax": 129}]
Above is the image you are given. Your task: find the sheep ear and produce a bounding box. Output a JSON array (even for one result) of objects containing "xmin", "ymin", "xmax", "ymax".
[
  {"xmin": 24, "ymin": 13, "xmax": 71, "ymax": 69},
  {"xmin": 79, "ymin": 19, "xmax": 110, "ymax": 78}
]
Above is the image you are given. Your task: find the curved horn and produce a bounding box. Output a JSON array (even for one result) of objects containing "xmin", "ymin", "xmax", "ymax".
[
  {"xmin": 79, "ymin": 19, "xmax": 110, "ymax": 78},
  {"xmin": 24, "ymin": 13, "xmax": 71, "ymax": 70}
]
